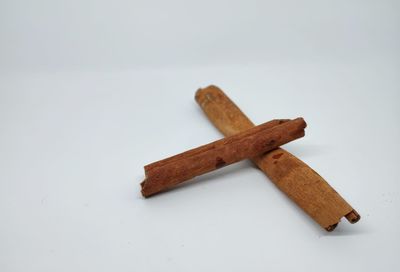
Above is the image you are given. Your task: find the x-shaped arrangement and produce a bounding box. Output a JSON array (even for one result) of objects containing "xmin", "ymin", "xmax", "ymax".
[{"xmin": 140, "ymin": 85, "xmax": 360, "ymax": 231}]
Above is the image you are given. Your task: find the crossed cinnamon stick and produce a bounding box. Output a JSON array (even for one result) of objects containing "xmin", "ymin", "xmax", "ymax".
[{"xmin": 140, "ymin": 85, "xmax": 360, "ymax": 231}]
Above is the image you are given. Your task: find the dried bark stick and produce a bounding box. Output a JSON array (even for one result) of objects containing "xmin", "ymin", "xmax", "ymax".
[
  {"xmin": 195, "ymin": 85, "xmax": 360, "ymax": 231},
  {"xmin": 141, "ymin": 118, "xmax": 306, "ymax": 198}
]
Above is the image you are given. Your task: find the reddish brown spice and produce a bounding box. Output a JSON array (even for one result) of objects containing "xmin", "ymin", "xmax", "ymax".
[
  {"xmin": 141, "ymin": 118, "xmax": 306, "ymax": 198},
  {"xmin": 195, "ymin": 85, "xmax": 360, "ymax": 231}
]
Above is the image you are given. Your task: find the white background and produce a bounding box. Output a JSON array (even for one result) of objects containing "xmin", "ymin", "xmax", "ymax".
[{"xmin": 1, "ymin": 1, "xmax": 399, "ymax": 271}]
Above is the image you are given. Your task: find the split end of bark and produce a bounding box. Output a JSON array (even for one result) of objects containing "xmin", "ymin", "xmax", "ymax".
[
  {"xmin": 345, "ymin": 209, "xmax": 361, "ymax": 224},
  {"xmin": 324, "ymin": 210, "xmax": 361, "ymax": 231},
  {"xmin": 325, "ymin": 223, "xmax": 339, "ymax": 232}
]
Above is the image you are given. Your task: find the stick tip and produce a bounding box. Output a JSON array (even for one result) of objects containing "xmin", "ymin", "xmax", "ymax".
[
  {"xmin": 293, "ymin": 117, "xmax": 307, "ymax": 129},
  {"xmin": 345, "ymin": 210, "xmax": 361, "ymax": 224},
  {"xmin": 324, "ymin": 210, "xmax": 360, "ymax": 231},
  {"xmin": 195, "ymin": 85, "xmax": 223, "ymax": 102},
  {"xmin": 140, "ymin": 180, "xmax": 150, "ymax": 198},
  {"xmin": 325, "ymin": 223, "xmax": 339, "ymax": 232}
]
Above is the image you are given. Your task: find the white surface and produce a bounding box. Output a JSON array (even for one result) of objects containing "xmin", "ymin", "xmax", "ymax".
[{"xmin": 1, "ymin": 1, "xmax": 400, "ymax": 271}]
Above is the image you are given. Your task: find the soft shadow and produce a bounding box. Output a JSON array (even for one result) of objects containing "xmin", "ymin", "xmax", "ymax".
[{"xmin": 283, "ymin": 143, "xmax": 330, "ymax": 158}]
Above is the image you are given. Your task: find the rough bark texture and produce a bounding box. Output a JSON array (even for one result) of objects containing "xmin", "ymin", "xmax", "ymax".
[
  {"xmin": 141, "ymin": 118, "xmax": 306, "ymax": 198},
  {"xmin": 195, "ymin": 85, "xmax": 360, "ymax": 231}
]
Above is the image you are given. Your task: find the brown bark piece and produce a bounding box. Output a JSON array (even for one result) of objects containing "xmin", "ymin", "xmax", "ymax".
[
  {"xmin": 195, "ymin": 85, "xmax": 360, "ymax": 231},
  {"xmin": 141, "ymin": 118, "xmax": 306, "ymax": 198}
]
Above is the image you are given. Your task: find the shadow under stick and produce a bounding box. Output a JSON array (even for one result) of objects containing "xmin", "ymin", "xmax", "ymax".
[{"xmin": 195, "ymin": 85, "xmax": 360, "ymax": 231}]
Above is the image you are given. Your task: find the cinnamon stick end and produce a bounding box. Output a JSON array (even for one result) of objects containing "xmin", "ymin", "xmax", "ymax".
[
  {"xmin": 195, "ymin": 85, "xmax": 222, "ymax": 105},
  {"xmin": 140, "ymin": 179, "xmax": 151, "ymax": 198},
  {"xmin": 345, "ymin": 210, "xmax": 361, "ymax": 224},
  {"xmin": 325, "ymin": 223, "xmax": 339, "ymax": 232}
]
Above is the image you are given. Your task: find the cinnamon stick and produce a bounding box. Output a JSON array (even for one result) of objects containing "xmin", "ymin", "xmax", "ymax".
[
  {"xmin": 195, "ymin": 85, "xmax": 360, "ymax": 231},
  {"xmin": 141, "ymin": 118, "xmax": 306, "ymax": 197}
]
